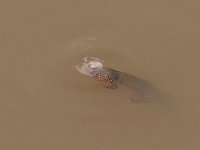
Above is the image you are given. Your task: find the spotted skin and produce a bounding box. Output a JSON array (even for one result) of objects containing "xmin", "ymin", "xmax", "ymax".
[
  {"xmin": 93, "ymin": 72, "xmax": 118, "ymax": 89},
  {"xmin": 93, "ymin": 73, "xmax": 113, "ymax": 82}
]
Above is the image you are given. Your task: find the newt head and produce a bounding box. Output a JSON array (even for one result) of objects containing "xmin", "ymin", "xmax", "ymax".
[
  {"xmin": 76, "ymin": 57, "xmax": 104, "ymax": 77},
  {"xmin": 76, "ymin": 57, "xmax": 118, "ymax": 88}
]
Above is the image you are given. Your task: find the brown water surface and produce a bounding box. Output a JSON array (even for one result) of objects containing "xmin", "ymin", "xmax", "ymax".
[{"xmin": 1, "ymin": 0, "xmax": 200, "ymax": 150}]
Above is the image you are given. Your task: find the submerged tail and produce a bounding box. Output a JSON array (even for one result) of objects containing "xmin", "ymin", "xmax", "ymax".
[{"xmin": 110, "ymin": 70, "xmax": 179, "ymax": 117}]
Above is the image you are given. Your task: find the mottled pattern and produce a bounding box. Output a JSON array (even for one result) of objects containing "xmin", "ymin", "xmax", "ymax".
[{"xmin": 93, "ymin": 73, "xmax": 113, "ymax": 82}]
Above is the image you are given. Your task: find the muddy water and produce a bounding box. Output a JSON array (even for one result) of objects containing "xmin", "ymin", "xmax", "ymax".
[{"xmin": 1, "ymin": 1, "xmax": 200, "ymax": 150}]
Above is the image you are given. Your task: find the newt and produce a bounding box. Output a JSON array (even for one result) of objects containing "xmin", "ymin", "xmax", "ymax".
[{"xmin": 76, "ymin": 57, "xmax": 177, "ymax": 116}]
